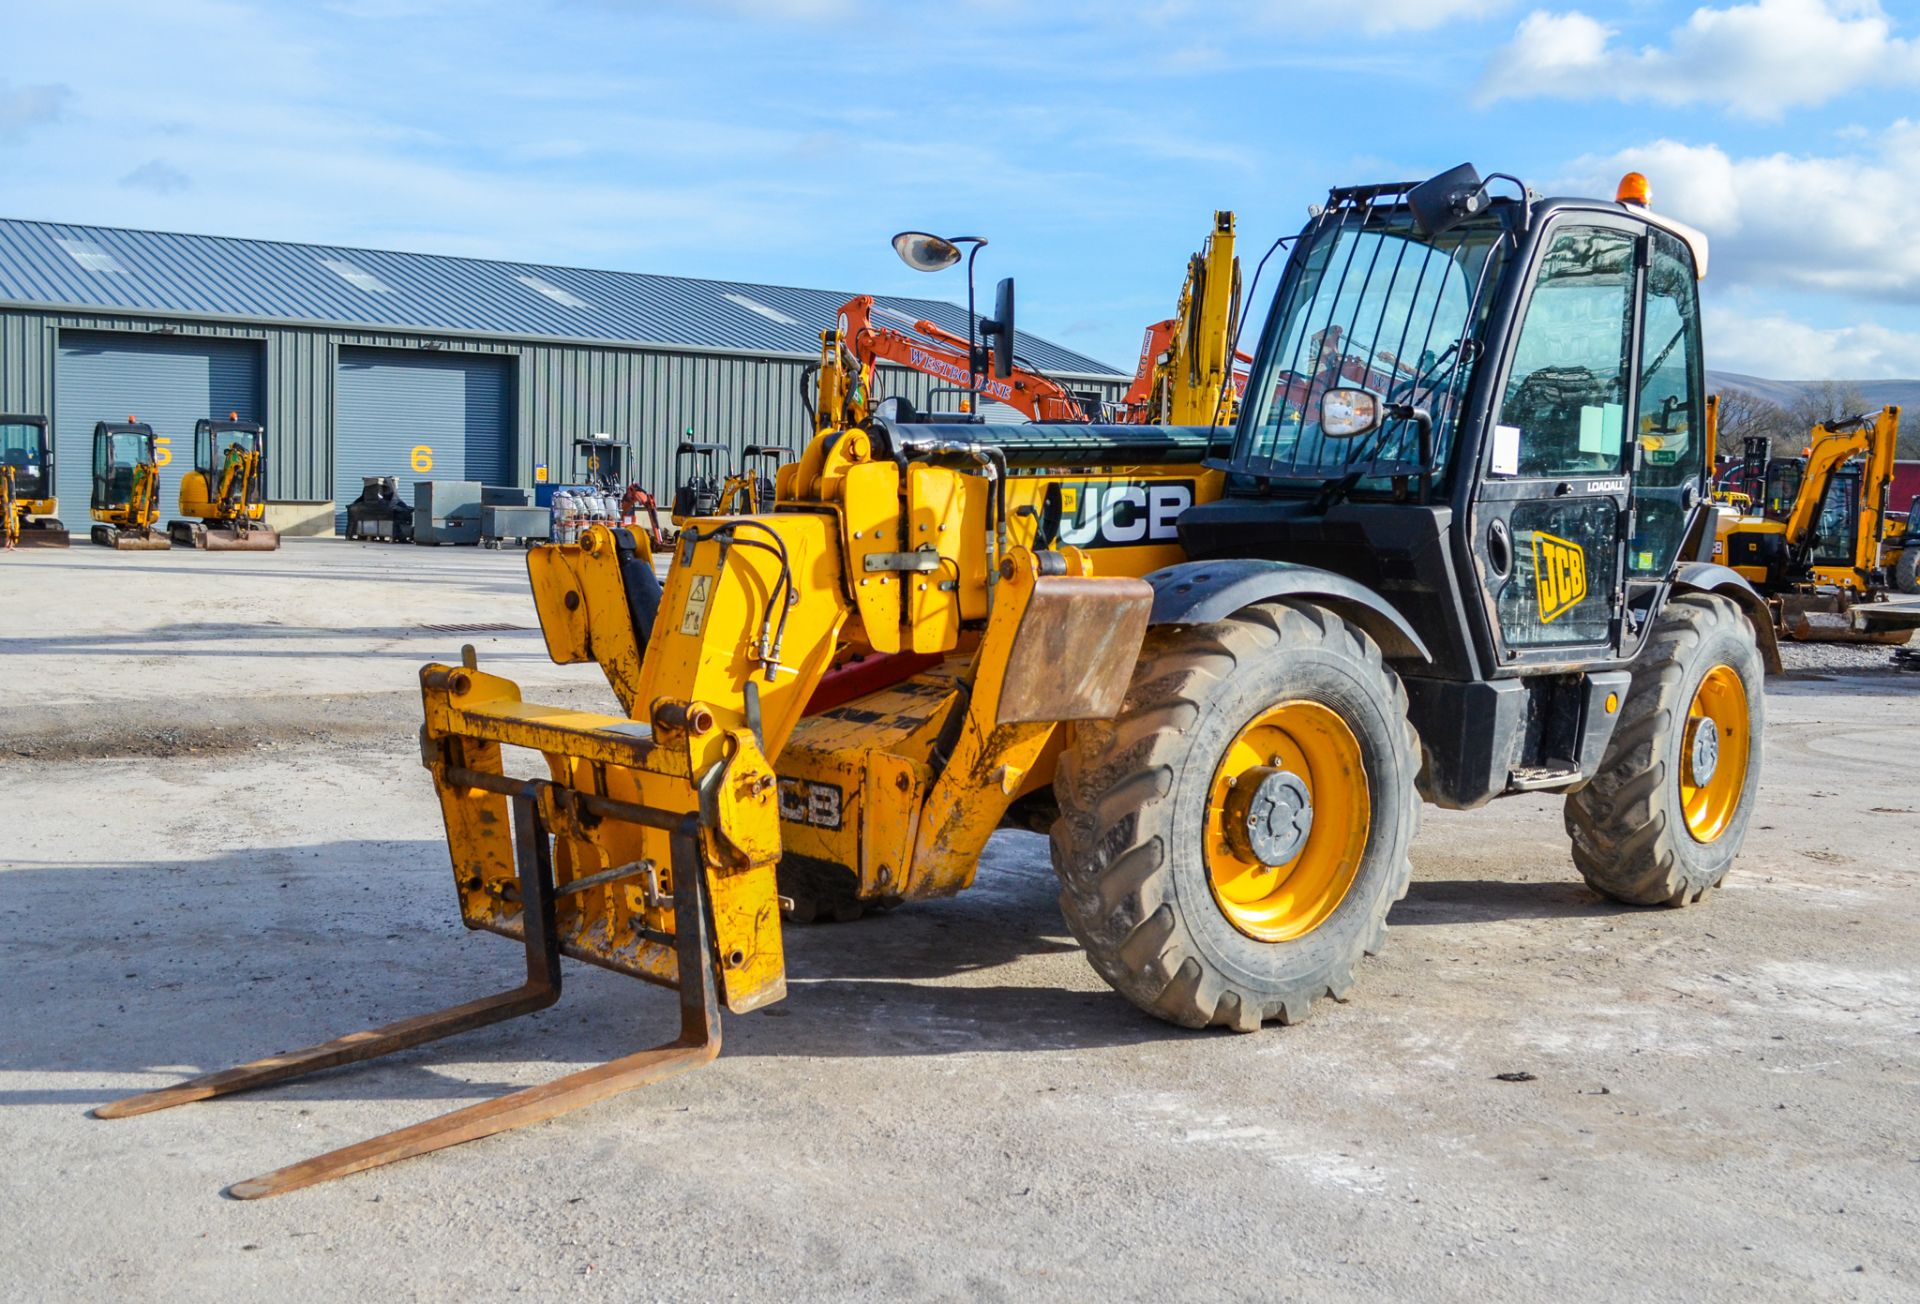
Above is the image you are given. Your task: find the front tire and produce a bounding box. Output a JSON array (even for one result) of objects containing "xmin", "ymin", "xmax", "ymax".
[
  {"xmin": 1565, "ymin": 593, "xmax": 1764, "ymax": 906},
  {"xmin": 1049, "ymin": 600, "xmax": 1421, "ymax": 1031}
]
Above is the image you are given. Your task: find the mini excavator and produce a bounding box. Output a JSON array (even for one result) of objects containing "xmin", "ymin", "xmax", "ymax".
[
  {"xmin": 0, "ymin": 413, "xmax": 68, "ymax": 549},
  {"xmin": 170, "ymin": 416, "xmax": 279, "ymax": 551},
  {"xmin": 1713, "ymin": 407, "xmax": 1920, "ymax": 643},
  {"xmin": 88, "ymin": 420, "xmax": 169, "ymax": 550}
]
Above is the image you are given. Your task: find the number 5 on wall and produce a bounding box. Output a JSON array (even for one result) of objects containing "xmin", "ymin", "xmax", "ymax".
[
  {"xmin": 154, "ymin": 436, "xmax": 172, "ymax": 468},
  {"xmin": 411, "ymin": 445, "xmax": 433, "ymax": 473}
]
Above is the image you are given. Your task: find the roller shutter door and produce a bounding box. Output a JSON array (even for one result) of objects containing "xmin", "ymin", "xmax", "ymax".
[
  {"xmin": 55, "ymin": 332, "xmax": 263, "ymax": 520},
  {"xmin": 334, "ymin": 348, "xmax": 513, "ymax": 525}
]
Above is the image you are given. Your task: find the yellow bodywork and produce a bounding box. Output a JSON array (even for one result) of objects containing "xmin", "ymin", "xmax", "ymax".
[
  {"xmin": 2, "ymin": 470, "xmax": 57, "ymax": 546},
  {"xmin": 1713, "ymin": 407, "xmax": 1901, "ymax": 593},
  {"xmin": 179, "ymin": 447, "xmax": 268, "ymax": 525},
  {"xmin": 422, "ymin": 420, "xmax": 1186, "ymax": 1015},
  {"xmin": 92, "ymin": 460, "xmax": 161, "ymax": 533}
]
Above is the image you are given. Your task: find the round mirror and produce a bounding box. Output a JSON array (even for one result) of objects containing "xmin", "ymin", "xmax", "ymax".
[
  {"xmin": 891, "ymin": 231, "xmax": 963, "ymax": 273},
  {"xmin": 1319, "ymin": 387, "xmax": 1381, "ymax": 439}
]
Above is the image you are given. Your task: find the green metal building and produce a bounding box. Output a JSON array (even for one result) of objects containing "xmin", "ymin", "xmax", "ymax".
[{"xmin": 0, "ymin": 218, "xmax": 1125, "ymax": 533}]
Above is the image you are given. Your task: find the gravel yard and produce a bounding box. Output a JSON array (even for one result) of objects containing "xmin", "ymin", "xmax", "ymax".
[{"xmin": 2, "ymin": 540, "xmax": 1916, "ymax": 1302}]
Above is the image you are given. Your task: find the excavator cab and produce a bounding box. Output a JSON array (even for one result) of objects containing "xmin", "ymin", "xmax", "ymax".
[
  {"xmin": 172, "ymin": 416, "xmax": 278, "ymax": 551},
  {"xmin": 89, "ymin": 420, "xmax": 169, "ymax": 550},
  {"xmin": 0, "ymin": 413, "xmax": 68, "ymax": 549},
  {"xmin": 670, "ymin": 438, "xmax": 726, "ymax": 522},
  {"xmin": 571, "ymin": 433, "xmax": 629, "ymax": 493},
  {"xmin": 726, "ymin": 444, "xmax": 788, "ymax": 514}
]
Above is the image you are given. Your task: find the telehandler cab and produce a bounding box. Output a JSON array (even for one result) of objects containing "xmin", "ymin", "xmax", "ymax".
[
  {"xmin": 105, "ymin": 167, "xmax": 1773, "ymax": 1199},
  {"xmin": 88, "ymin": 420, "xmax": 169, "ymax": 550}
]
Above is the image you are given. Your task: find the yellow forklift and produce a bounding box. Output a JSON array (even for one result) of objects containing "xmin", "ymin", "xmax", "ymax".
[
  {"xmin": 170, "ymin": 415, "xmax": 279, "ymax": 550},
  {"xmin": 0, "ymin": 413, "xmax": 69, "ymax": 549},
  {"xmin": 88, "ymin": 420, "xmax": 170, "ymax": 550}
]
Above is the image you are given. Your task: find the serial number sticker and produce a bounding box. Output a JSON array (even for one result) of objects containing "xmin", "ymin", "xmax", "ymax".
[
  {"xmin": 679, "ymin": 573, "xmax": 714, "ymax": 636},
  {"xmin": 778, "ymin": 778, "xmax": 843, "ymax": 830}
]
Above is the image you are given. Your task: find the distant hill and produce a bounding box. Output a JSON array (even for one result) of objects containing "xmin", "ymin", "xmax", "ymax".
[{"xmin": 1708, "ymin": 371, "xmax": 1920, "ymax": 416}]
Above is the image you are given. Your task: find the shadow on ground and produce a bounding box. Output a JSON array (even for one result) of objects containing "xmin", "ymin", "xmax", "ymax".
[{"xmin": 0, "ymin": 833, "xmax": 1647, "ymax": 1113}]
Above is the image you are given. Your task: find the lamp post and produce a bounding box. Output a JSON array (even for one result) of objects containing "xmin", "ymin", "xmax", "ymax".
[{"xmin": 891, "ymin": 231, "xmax": 988, "ymax": 414}]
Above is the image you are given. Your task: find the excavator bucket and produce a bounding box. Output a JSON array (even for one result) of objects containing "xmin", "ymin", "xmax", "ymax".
[
  {"xmin": 173, "ymin": 521, "xmax": 280, "ymax": 551},
  {"xmin": 89, "ymin": 525, "xmax": 170, "ymax": 551},
  {"xmin": 9, "ymin": 521, "xmax": 69, "ymax": 548}
]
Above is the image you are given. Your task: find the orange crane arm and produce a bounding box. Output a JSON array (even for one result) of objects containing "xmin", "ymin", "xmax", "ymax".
[{"xmin": 837, "ymin": 296, "xmax": 1088, "ymax": 423}]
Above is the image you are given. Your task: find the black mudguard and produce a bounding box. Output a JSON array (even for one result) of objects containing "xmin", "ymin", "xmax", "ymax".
[
  {"xmin": 1143, "ymin": 558, "xmax": 1432, "ymax": 663},
  {"xmin": 1672, "ymin": 562, "xmax": 1783, "ymax": 674}
]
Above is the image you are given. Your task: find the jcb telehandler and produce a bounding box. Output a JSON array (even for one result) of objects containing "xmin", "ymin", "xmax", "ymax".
[
  {"xmin": 0, "ymin": 413, "xmax": 69, "ymax": 549},
  {"xmin": 88, "ymin": 420, "xmax": 169, "ymax": 550},
  {"xmin": 104, "ymin": 166, "xmax": 1774, "ymax": 1199},
  {"xmin": 169, "ymin": 416, "xmax": 279, "ymax": 551}
]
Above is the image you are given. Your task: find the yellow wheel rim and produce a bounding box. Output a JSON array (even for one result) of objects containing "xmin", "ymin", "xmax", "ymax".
[
  {"xmin": 1204, "ymin": 700, "xmax": 1370, "ymax": 943},
  {"xmin": 1680, "ymin": 664, "xmax": 1750, "ymax": 843}
]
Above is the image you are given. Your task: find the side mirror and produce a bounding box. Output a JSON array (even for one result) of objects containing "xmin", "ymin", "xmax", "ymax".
[
  {"xmin": 981, "ymin": 277, "xmax": 1015, "ymax": 379},
  {"xmin": 1407, "ymin": 162, "xmax": 1487, "ymax": 238},
  {"xmin": 1319, "ymin": 387, "xmax": 1382, "ymax": 439}
]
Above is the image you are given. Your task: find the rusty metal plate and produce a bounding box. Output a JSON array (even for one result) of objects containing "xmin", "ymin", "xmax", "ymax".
[{"xmin": 996, "ymin": 576, "xmax": 1152, "ymax": 724}]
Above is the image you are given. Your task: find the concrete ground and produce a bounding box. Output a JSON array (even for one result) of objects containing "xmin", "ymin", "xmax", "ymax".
[{"xmin": 2, "ymin": 540, "xmax": 1916, "ymax": 1302}]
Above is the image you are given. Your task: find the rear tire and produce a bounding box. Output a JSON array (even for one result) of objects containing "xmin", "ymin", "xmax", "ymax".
[
  {"xmin": 1049, "ymin": 600, "xmax": 1420, "ymax": 1031},
  {"xmin": 1564, "ymin": 593, "xmax": 1764, "ymax": 906},
  {"xmin": 1895, "ymin": 547, "xmax": 1920, "ymax": 596}
]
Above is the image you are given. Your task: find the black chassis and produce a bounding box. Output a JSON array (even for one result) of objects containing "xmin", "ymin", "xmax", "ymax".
[{"xmin": 1161, "ymin": 189, "xmax": 1775, "ymax": 809}]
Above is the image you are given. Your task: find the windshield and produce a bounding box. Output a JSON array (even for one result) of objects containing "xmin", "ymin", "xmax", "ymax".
[
  {"xmin": 1, "ymin": 422, "xmax": 45, "ymax": 489},
  {"xmin": 105, "ymin": 432, "xmax": 150, "ymax": 470},
  {"xmin": 1232, "ymin": 206, "xmax": 1509, "ymax": 485}
]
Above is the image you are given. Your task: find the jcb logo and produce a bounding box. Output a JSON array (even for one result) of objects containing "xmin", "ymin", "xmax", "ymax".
[
  {"xmin": 1532, "ymin": 532, "xmax": 1588, "ymax": 623},
  {"xmin": 1057, "ymin": 479, "xmax": 1192, "ymax": 550}
]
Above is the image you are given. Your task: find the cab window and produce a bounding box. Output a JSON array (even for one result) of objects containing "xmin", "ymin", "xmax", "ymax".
[
  {"xmin": 1629, "ymin": 229, "xmax": 1705, "ymax": 576},
  {"xmin": 1496, "ymin": 226, "xmax": 1635, "ymax": 479}
]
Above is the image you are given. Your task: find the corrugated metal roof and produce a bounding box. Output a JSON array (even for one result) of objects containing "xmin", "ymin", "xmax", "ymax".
[{"xmin": 0, "ymin": 217, "xmax": 1123, "ymax": 378}]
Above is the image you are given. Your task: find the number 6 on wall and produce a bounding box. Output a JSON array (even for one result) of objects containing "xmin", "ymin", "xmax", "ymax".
[{"xmin": 411, "ymin": 445, "xmax": 433, "ymax": 473}]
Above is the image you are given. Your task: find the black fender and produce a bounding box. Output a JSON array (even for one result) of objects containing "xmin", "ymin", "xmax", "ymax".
[
  {"xmin": 1672, "ymin": 562, "xmax": 1782, "ymax": 674},
  {"xmin": 1143, "ymin": 559, "xmax": 1431, "ymax": 662}
]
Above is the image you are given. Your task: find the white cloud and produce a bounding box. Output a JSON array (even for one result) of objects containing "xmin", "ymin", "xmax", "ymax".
[
  {"xmin": 119, "ymin": 159, "xmax": 191, "ymax": 194},
  {"xmin": 1559, "ymin": 125, "xmax": 1920, "ymax": 299},
  {"xmin": 0, "ymin": 81, "xmax": 71, "ymax": 141},
  {"xmin": 1284, "ymin": 0, "xmax": 1509, "ymax": 33},
  {"xmin": 1480, "ymin": 0, "xmax": 1920, "ymax": 117},
  {"xmin": 1706, "ymin": 307, "xmax": 1920, "ymax": 378}
]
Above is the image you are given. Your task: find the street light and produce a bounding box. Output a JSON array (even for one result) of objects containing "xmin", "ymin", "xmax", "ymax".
[{"xmin": 891, "ymin": 230, "xmax": 989, "ymax": 411}]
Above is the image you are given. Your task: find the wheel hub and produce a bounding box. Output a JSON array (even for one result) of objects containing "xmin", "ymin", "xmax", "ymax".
[
  {"xmin": 1224, "ymin": 767, "xmax": 1314, "ymax": 868},
  {"xmin": 1680, "ymin": 664, "xmax": 1750, "ymax": 844},
  {"xmin": 1204, "ymin": 699, "xmax": 1371, "ymax": 943},
  {"xmin": 1685, "ymin": 716, "xmax": 1720, "ymax": 787}
]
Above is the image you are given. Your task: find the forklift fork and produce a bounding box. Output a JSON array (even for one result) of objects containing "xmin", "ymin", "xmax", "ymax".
[{"xmin": 95, "ymin": 788, "xmax": 721, "ymax": 1199}]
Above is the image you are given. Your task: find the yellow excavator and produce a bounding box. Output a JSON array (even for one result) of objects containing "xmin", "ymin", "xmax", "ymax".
[
  {"xmin": 1, "ymin": 413, "xmax": 69, "ymax": 549},
  {"xmin": 88, "ymin": 420, "xmax": 170, "ymax": 551},
  {"xmin": 1713, "ymin": 407, "xmax": 1919, "ymax": 643},
  {"xmin": 170, "ymin": 415, "xmax": 279, "ymax": 551},
  {"xmin": 102, "ymin": 167, "xmax": 1775, "ymax": 1202}
]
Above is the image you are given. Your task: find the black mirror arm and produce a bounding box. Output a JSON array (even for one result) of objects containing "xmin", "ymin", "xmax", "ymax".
[{"xmin": 1384, "ymin": 402, "xmax": 1435, "ymax": 502}]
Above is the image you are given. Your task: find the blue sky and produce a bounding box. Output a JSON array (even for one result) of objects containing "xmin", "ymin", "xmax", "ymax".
[{"xmin": 4, "ymin": 0, "xmax": 1919, "ymax": 378}]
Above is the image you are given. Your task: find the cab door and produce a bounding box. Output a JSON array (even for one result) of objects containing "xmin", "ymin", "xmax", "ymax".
[
  {"xmin": 1623, "ymin": 228, "xmax": 1709, "ymax": 614},
  {"xmin": 1472, "ymin": 219, "xmax": 1641, "ymax": 662}
]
